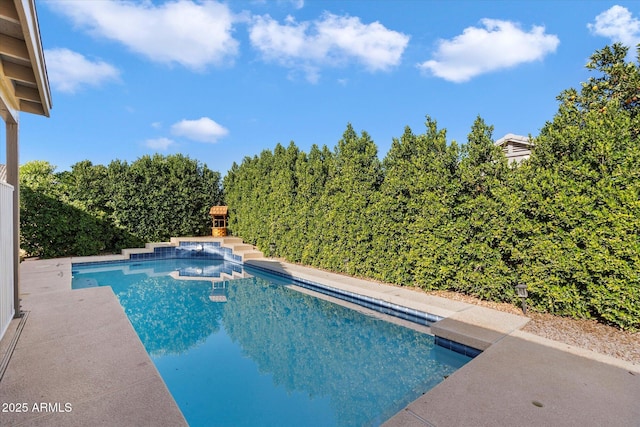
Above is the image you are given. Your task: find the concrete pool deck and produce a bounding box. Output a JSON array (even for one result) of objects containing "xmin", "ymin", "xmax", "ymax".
[
  {"xmin": 1, "ymin": 257, "xmax": 638, "ymax": 426},
  {"xmin": 0, "ymin": 258, "xmax": 187, "ymax": 427}
]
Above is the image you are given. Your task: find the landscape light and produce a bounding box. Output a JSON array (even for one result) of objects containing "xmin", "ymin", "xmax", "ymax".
[{"xmin": 515, "ymin": 284, "xmax": 528, "ymax": 314}]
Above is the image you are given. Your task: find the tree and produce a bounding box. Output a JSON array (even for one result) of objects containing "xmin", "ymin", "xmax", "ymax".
[
  {"xmin": 518, "ymin": 44, "xmax": 640, "ymax": 329},
  {"xmin": 298, "ymin": 144, "xmax": 333, "ymax": 265},
  {"xmin": 108, "ymin": 154, "xmax": 222, "ymax": 242},
  {"xmin": 405, "ymin": 118, "xmax": 460, "ymax": 289},
  {"xmin": 266, "ymin": 142, "xmax": 299, "ymax": 258},
  {"xmin": 449, "ymin": 117, "xmax": 514, "ymax": 301},
  {"xmin": 224, "ymin": 150, "xmax": 274, "ymax": 249},
  {"xmin": 369, "ymin": 118, "xmax": 459, "ymax": 286},
  {"xmin": 60, "ymin": 160, "xmax": 111, "ymax": 215},
  {"xmin": 19, "ymin": 161, "xmax": 141, "ymax": 257},
  {"xmin": 19, "ymin": 160, "xmax": 60, "ymax": 195},
  {"xmin": 315, "ymin": 124, "xmax": 382, "ymax": 275}
]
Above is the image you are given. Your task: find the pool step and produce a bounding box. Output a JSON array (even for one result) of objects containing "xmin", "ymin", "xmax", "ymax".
[
  {"xmin": 219, "ymin": 270, "xmax": 252, "ymax": 281},
  {"xmin": 238, "ymin": 250, "xmax": 264, "ymax": 260},
  {"xmin": 218, "ymin": 237, "xmax": 244, "ymax": 245},
  {"xmin": 222, "ymin": 243, "xmax": 253, "ymax": 252},
  {"xmin": 169, "ymin": 269, "xmax": 251, "ymax": 283}
]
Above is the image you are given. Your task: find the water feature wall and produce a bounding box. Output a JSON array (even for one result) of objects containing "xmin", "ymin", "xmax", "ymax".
[{"xmin": 127, "ymin": 241, "xmax": 243, "ymax": 263}]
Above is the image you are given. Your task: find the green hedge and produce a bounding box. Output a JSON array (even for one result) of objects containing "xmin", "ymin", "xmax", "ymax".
[
  {"xmin": 223, "ymin": 45, "xmax": 640, "ymax": 331},
  {"xmin": 20, "ymin": 154, "xmax": 222, "ymax": 258}
]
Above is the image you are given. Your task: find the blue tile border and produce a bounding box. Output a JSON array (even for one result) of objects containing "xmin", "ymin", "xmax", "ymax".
[
  {"xmin": 72, "ymin": 259, "xmax": 128, "ymax": 268},
  {"xmin": 128, "ymin": 242, "xmax": 228, "ymax": 261},
  {"xmin": 434, "ymin": 336, "xmax": 482, "ymax": 358},
  {"xmin": 244, "ymin": 263, "xmax": 445, "ymax": 327}
]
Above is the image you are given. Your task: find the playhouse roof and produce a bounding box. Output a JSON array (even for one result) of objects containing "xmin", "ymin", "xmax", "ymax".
[{"xmin": 209, "ymin": 206, "xmax": 228, "ymax": 216}]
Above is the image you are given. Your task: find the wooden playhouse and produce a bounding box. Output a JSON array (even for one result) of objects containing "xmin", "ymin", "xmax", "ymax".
[{"xmin": 209, "ymin": 205, "xmax": 228, "ymax": 237}]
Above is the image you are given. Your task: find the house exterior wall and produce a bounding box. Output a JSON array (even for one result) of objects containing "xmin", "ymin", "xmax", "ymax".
[
  {"xmin": 0, "ymin": 181, "xmax": 15, "ymax": 339},
  {"xmin": 495, "ymin": 134, "xmax": 532, "ymax": 164},
  {"xmin": 503, "ymin": 141, "xmax": 532, "ymax": 163}
]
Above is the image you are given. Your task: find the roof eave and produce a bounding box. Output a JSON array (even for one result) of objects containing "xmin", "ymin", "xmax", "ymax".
[
  {"xmin": 494, "ymin": 133, "xmax": 532, "ymax": 147},
  {"xmin": 10, "ymin": 0, "xmax": 51, "ymax": 117},
  {"xmin": 0, "ymin": 0, "xmax": 52, "ymax": 121}
]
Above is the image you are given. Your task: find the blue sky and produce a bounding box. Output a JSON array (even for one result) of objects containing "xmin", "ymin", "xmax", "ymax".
[{"xmin": 7, "ymin": 1, "xmax": 640, "ymax": 174}]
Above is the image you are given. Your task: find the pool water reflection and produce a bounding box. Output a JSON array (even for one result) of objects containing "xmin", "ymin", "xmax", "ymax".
[{"xmin": 72, "ymin": 259, "xmax": 470, "ymax": 427}]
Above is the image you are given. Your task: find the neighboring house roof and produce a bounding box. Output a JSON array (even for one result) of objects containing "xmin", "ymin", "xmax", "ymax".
[
  {"xmin": 0, "ymin": 0, "xmax": 52, "ymax": 121},
  {"xmin": 495, "ymin": 133, "xmax": 532, "ymax": 164},
  {"xmin": 0, "ymin": 164, "xmax": 6, "ymax": 182}
]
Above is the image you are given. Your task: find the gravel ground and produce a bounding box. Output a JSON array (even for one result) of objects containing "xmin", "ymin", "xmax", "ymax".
[{"xmin": 428, "ymin": 290, "xmax": 640, "ymax": 365}]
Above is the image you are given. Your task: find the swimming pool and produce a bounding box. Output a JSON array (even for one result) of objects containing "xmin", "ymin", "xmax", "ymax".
[{"xmin": 72, "ymin": 259, "xmax": 471, "ymax": 427}]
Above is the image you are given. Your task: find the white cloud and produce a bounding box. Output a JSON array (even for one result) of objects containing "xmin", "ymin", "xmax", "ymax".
[
  {"xmin": 145, "ymin": 137, "xmax": 175, "ymax": 150},
  {"xmin": 45, "ymin": 48, "xmax": 120, "ymax": 93},
  {"xmin": 252, "ymin": 0, "xmax": 304, "ymax": 10},
  {"xmin": 171, "ymin": 117, "xmax": 229, "ymax": 143},
  {"xmin": 249, "ymin": 12, "xmax": 409, "ymax": 82},
  {"xmin": 48, "ymin": 0, "xmax": 238, "ymax": 71},
  {"xmin": 588, "ymin": 5, "xmax": 640, "ymax": 47},
  {"xmin": 418, "ymin": 19, "xmax": 559, "ymax": 83}
]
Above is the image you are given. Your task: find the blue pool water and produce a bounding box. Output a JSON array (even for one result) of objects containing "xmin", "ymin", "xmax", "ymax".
[{"xmin": 72, "ymin": 259, "xmax": 470, "ymax": 427}]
